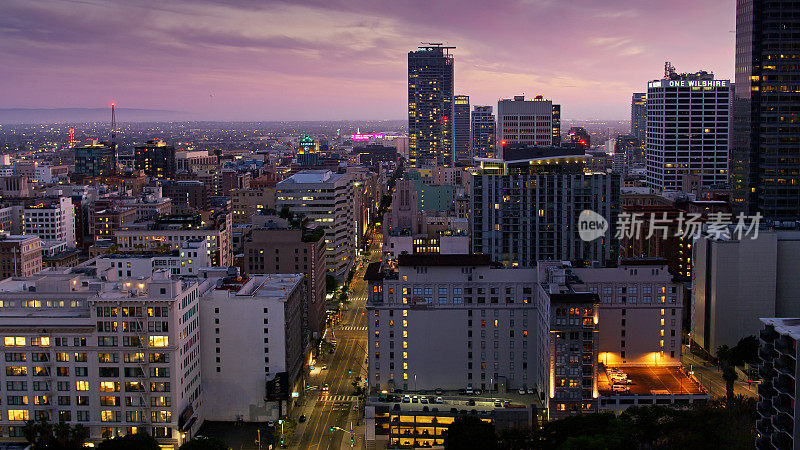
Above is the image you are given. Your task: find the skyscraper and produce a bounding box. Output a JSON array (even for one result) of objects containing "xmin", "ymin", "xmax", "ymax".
[
  {"xmin": 552, "ymin": 104, "xmax": 562, "ymax": 145},
  {"xmin": 497, "ymin": 95, "xmax": 555, "ymax": 152},
  {"xmin": 134, "ymin": 139, "xmax": 176, "ymax": 178},
  {"xmin": 472, "ymin": 145, "xmax": 619, "ymax": 267},
  {"xmin": 408, "ymin": 44, "xmax": 455, "ymax": 167},
  {"xmin": 453, "ymin": 95, "xmax": 471, "ymax": 165},
  {"xmin": 631, "ymin": 93, "xmax": 647, "ymax": 143},
  {"xmin": 646, "ymin": 71, "xmax": 730, "ymax": 191},
  {"xmin": 732, "ymin": 0, "xmax": 800, "ymax": 220},
  {"xmin": 471, "ymin": 105, "xmax": 496, "ymax": 159}
]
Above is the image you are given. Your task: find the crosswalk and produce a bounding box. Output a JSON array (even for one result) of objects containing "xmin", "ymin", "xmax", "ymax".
[
  {"xmin": 338, "ymin": 326, "xmax": 368, "ymax": 331},
  {"xmin": 320, "ymin": 395, "xmax": 358, "ymax": 403}
]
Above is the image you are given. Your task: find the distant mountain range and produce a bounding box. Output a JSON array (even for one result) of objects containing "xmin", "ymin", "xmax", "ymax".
[{"xmin": 0, "ymin": 108, "xmax": 188, "ymax": 124}]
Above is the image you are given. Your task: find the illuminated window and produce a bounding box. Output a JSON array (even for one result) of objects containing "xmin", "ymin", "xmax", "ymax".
[
  {"xmin": 403, "ymin": 331, "xmax": 407, "ymax": 338},
  {"xmin": 403, "ymin": 352, "xmax": 408, "ymax": 359},
  {"xmin": 76, "ymin": 381, "xmax": 89, "ymax": 391},
  {"xmin": 8, "ymin": 410, "xmax": 28, "ymax": 421},
  {"xmin": 402, "ymin": 310, "xmax": 408, "ymax": 317},
  {"xmin": 4, "ymin": 337, "xmax": 25, "ymax": 347},
  {"xmin": 148, "ymin": 336, "xmax": 169, "ymax": 347},
  {"xmin": 99, "ymin": 381, "xmax": 118, "ymax": 392},
  {"xmin": 660, "ymin": 319, "xmax": 665, "ymax": 326},
  {"xmin": 403, "ymin": 373, "xmax": 408, "ymax": 380},
  {"xmin": 403, "ymin": 341, "xmax": 408, "ymax": 349},
  {"xmin": 402, "ymin": 320, "xmax": 407, "ymax": 328}
]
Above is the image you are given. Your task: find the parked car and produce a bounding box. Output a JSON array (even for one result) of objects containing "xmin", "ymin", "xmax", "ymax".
[
  {"xmin": 465, "ymin": 386, "xmax": 473, "ymax": 395},
  {"xmin": 435, "ymin": 388, "xmax": 444, "ymax": 395},
  {"xmin": 412, "ymin": 395, "xmax": 419, "ymax": 403},
  {"xmin": 420, "ymin": 397, "xmax": 428, "ymax": 404},
  {"xmin": 527, "ymin": 387, "xmax": 535, "ymax": 394},
  {"xmin": 467, "ymin": 399, "xmax": 476, "ymax": 406},
  {"xmin": 494, "ymin": 400, "xmax": 502, "ymax": 407},
  {"xmin": 474, "ymin": 389, "xmax": 483, "ymax": 396},
  {"xmin": 402, "ymin": 395, "xmax": 411, "ymax": 403},
  {"xmin": 518, "ymin": 388, "xmax": 526, "ymax": 395},
  {"xmin": 322, "ymin": 384, "xmax": 329, "ymax": 393},
  {"xmin": 612, "ymin": 384, "xmax": 630, "ymax": 392},
  {"xmin": 298, "ymin": 415, "xmax": 306, "ymax": 423},
  {"xmin": 435, "ymin": 397, "xmax": 443, "ymax": 404}
]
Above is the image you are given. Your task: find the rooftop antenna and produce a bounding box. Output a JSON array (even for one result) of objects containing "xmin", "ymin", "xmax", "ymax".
[
  {"xmin": 664, "ymin": 61, "xmax": 676, "ymax": 78},
  {"xmin": 110, "ymin": 102, "xmax": 117, "ymax": 174}
]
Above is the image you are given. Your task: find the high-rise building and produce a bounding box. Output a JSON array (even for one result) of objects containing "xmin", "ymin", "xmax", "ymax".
[
  {"xmin": 732, "ymin": 0, "xmax": 800, "ymax": 220},
  {"xmin": 472, "ymin": 145, "xmax": 619, "ymax": 267},
  {"xmin": 244, "ymin": 225, "xmax": 327, "ymax": 337},
  {"xmin": 297, "ymin": 134, "xmax": 320, "ymax": 166},
  {"xmin": 23, "ymin": 197, "xmax": 76, "ymax": 248},
  {"xmin": 453, "ymin": 95, "xmax": 471, "ymax": 165},
  {"xmin": 408, "ymin": 44, "xmax": 455, "ymax": 167},
  {"xmin": 631, "ymin": 93, "xmax": 647, "ymax": 143},
  {"xmin": 646, "ymin": 71, "xmax": 730, "ymax": 191},
  {"xmin": 552, "ymin": 104, "xmax": 562, "ymax": 145},
  {"xmin": 276, "ymin": 170, "xmax": 354, "ymax": 279},
  {"xmin": 756, "ymin": 318, "xmax": 800, "ymax": 450},
  {"xmin": 471, "ymin": 106, "xmax": 496, "ymax": 159},
  {"xmin": 497, "ymin": 96, "xmax": 555, "ymax": 151},
  {"xmin": 134, "ymin": 139, "xmax": 176, "ymax": 178},
  {"xmin": 74, "ymin": 140, "xmax": 116, "ymax": 177}
]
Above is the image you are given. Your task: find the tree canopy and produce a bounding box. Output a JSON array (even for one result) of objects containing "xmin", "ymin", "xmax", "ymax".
[
  {"xmin": 97, "ymin": 433, "xmax": 161, "ymax": 450},
  {"xmin": 178, "ymin": 437, "xmax": 228, "ymax": 450},
  {"xmin": 444, "ymin": 416, "xmax": 498, "ymax": 450}
]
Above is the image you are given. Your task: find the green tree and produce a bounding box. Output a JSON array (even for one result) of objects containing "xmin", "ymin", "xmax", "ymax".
[
  {"xmin": 97, "ymin": 433, "xmax": 161, "ymax": 450},
  {"xmin": 444, "ymin": 416, "xmax": 497, "ymax": 450},
  {"xmin": 497, "ymin": 427, "xmax": 535, "ymax": 450},
  {"xmin": 733, "ymin": 335, "xmax": 759, "ymax": 366},
  {"xmin": 178, "ymin": 437, "xmax": 228, "ymax": 450},
  {"xmin": 22, "ymin": 418, "xmax": 88, "ymax": 450}
]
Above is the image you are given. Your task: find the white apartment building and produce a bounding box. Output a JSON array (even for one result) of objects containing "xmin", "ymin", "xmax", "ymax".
[
  {"xmin": 199, "ymin": 272, "xmax": 305, "ymax": 422},
  {"xmin": 497, "ymin": 95, "xmax": 555, "ymax": 150},
  {"xmin": 646, "ymin": 73, "xmax": 730, "ymax": 191},
  {"xmin": 561, "ymin": 261, "xmax": 683, "ymax": 367},
  {"xmin": 22, "ymin": 197, "xmax": 76, "ymax": 248},
  {"xmin": 276, "ymin": 170, "xmax": 354, "ymax": 279},
  {"xmin": 94, "ymin": 240, "xmax": 212, "ymax": 278},
  {"xmin": 365, "ymin": 254, "xmax": 549, "ymax": 394},
  {"xmin": 0, "ymin": 269, "xmax": 202, "ymax": 448}
]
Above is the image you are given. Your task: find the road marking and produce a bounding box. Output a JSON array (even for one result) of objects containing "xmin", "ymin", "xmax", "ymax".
[
  {"xmin": 339, "ymin": 326, "xmax": 368, "ymax": 331},
  {"xmin": 319, "ymin": 395, "xmax": 358, "ymax": 402}
]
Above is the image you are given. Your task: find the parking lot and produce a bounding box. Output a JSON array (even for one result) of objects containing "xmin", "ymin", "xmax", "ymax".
[{"xmin": 598, "ymin": 365, "xmax": 705, "ymax": 395}]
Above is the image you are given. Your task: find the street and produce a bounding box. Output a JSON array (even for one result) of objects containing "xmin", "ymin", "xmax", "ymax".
[
  {"xmin": 290, "ymin": 233, "xmax": 379, "ymax": 449},
  {"xmin": 681, "ymin": 346, "xmax": 758, "ymax": 399}
]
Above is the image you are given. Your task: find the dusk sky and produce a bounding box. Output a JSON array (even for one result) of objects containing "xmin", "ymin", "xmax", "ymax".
[{"xmin": 1, "ymin": 0, "xmax": 735, "ymax": 122}]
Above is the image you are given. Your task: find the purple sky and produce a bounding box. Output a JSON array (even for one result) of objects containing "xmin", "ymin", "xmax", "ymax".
[{"xmin": 1, "ymin": 0, "xmax": 735, "ymax": 121}]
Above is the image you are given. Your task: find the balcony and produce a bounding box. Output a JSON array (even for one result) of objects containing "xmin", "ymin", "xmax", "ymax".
[
  {"xmin": 761, "ymin": 327, "xmax": 778, "ymax": 344},
  {"xmin": 774, "ymin": 356, "xmax": 796, "ymax": 378},
  {"xmin": 760, "ymin": 363, "xmax": 776, "ymax": 381},
  {"xmin": 774, "ymin": 412, "xmax": 794, "ymax": 435},
  {"xmin": 758, "ymin": 401, "xmax": 776, "ymax": 418},
  {"xmin": 775, "ymin": 336, "xmax": 794, "ymax": 354},
  {"xmin": 757, "ymin": 418, "xmax": 772, "ymax": 435},
  {"xmin": 755, "ymin": 436, "xmax": 772, "ymax": 450},
  {"xmin": 774, "ymin": 374, "xmax": 794, "ymax": 395},
  {"xmin": 759, "ymin": 381, "xmax": 777, "ymax": 399},
  {"xmin": 773, "ymin": 394, "xmax": 793, "ymax": 415},
  {"xmin": 771, "ymin": 431, "xmax": 793, "ymax": 449},
  {"xmin": 760, "ymin": 345, "xmax": 776, "ymax": 362}
]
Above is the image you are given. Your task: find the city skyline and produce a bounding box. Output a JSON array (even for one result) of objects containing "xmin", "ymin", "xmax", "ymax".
[{"xmin": 1, "ymin": 0, "xmax": 734, "ymax": 121}]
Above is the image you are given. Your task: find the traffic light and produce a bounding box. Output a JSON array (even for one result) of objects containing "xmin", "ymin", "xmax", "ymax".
[
  {"xmin": 330, "ymin": 426, "xmax": 334, "ymax": 431},
  {"xmin": 348, "ymin": 369, "xmax": 352, "ymax": 374}
]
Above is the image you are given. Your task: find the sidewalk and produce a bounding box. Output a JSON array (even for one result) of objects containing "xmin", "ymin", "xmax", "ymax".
[{"xmin": 682, "ymin": 347, "xmax": 757, "ymax": 398}]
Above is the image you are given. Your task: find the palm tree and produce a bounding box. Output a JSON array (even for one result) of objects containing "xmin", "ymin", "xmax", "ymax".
[
  {"xmin": 22, "ymin": 420, "xmax": 38, "ymax": 446},
  {"xmin": 72, "ymin": 424, "xmax": 89, "ymax": 447},
  {"xmin": 54, "ymin": 421, "xmax": 71, "ymax": 445},
  {"xmin": 722, "ymin": 366, "xmax": 738, "ymax": 403}
]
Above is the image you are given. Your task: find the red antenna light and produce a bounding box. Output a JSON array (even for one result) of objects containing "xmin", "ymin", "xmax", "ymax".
[{"xmin": 68, "ymin": 128, "xmax": 75, "ymax": 148}]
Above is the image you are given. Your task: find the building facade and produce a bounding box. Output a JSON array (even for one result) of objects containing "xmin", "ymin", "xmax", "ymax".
[
  {"xmin": 365, "ymin": 255, "xmax": 549, "ymax": 394},
  {"xmin": 453, "ymin": 95, "xmax": 471, "ymax": 165},
  {"xmin": 0, "ymin": 269, "xmax": 202, "ymax": 448},
  {"xmin": 471, "ymin": 106, "xmax": 496, "ymax": 160},
  {"xmin": 243, "ymin": 227, "xmax": 327, "ymax": 337},
  {"xmin": 646, "ymin": 73, "xmax": 730, "ymax": 191},
  {"xmin": 408, "ymin": 44, "xmax": 455, "ymax": 167},
  {"xmin": 497, "ymin": 96, "xmax": 555, "ymax": 150},
  {"xmin": 134, "ymin": 140, "xmax": 176, "ymax": 179},
  {"xmin": 631, "ymin": 93, "xmax": 647, "ymax": 143},
  {"xmin": 731, "ymin": 0, "xmax": 800, "ymax": 220},
  {"xmin": 0, "ymin": 235, "xmax": 42, "ymax": 279},
  {"xmin": 23, "ymin": 197, "xmax": 76, "ymax": 248},
  {"xmin": 756, "ymin": 318, "xmax": 800, "ymax": 450},
  {"xmin": 275, "ymin": 170, "xmax": 354, "ymax": 279}
]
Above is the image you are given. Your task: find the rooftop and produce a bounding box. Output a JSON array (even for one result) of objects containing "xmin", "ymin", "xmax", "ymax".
[
  {"xmin": 397, "ymin": 254, "xmax": 494, "ymax": 267},
  {"xmin": 762, "ymin": 318, "xmax": 800, "ymax": 339}
]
